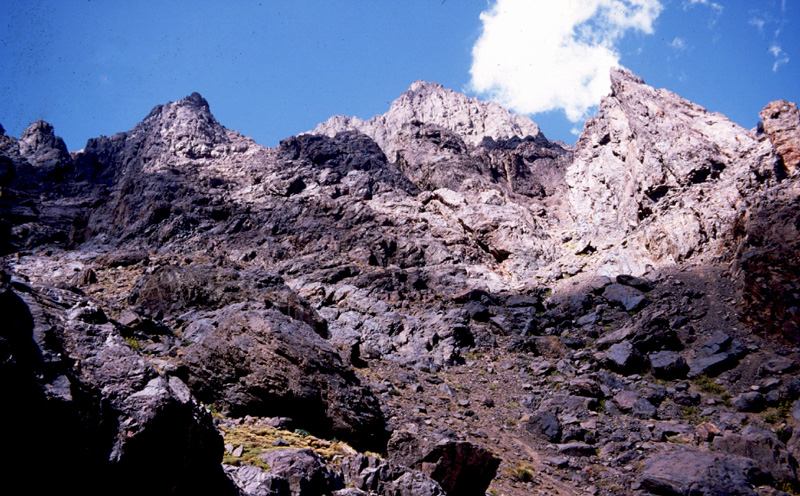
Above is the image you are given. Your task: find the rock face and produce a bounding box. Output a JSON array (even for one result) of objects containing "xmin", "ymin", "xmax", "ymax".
[
  {"xmin": 313, "ymin": 80, "xmax": 543, "ymax": 152},
  {"xmin": 760, "ymin": 99, "xmax": 800, "ymax": 170},
  {"xmin": 180, "ymin": 303, "xmax": 387, "ymax": 451},
  {"xmin": 0, "ymin": 270, "xmax": 234, "ymax": 496},
  {"xmin": 2, "ymin": 68, "xmax": 800, "ymax": 496},
  {"xmin": 567, "ymin": 67, "xmax": 777, "ymax": 276}
]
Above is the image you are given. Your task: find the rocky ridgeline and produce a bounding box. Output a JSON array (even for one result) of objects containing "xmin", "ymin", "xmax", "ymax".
[{"xmin": 1, "ymin": 68, "xmax": 799, "ymax": 496}]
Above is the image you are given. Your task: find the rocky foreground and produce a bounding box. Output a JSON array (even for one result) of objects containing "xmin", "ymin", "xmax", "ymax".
[{"xmin": 1, "ymin": 68, "xmax": 799, "ymax": 496}]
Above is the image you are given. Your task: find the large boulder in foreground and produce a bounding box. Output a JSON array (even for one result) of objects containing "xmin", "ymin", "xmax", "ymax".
[
  {"xmin": 639, "ymin": 446, "xmax": 769, "ymax": 496},
  {"xmin": 0, "ymin": 270, "xmax": 233, "ymax": 496},
  {"xmin": 386, "ymin": 431, "xmax": 500, "ymax": 496},
  {"xmin": 179, "ymin": 302, "xmax": 387, "ymax": 451}
]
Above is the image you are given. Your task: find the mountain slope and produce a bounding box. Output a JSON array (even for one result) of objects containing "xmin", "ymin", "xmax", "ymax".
[{"xmin": 1, "ymin": 69, "xmax": 799, "ymax": 496}]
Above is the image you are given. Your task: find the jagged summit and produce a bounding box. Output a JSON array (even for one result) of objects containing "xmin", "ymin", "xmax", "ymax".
[
  {"xmin": 16, "ymin": 119, "xmax": 71, "ymax": 172},
  {"xmin": 184, "ymin": 91, "xmax": 211, "ymax": 109},
  {"xmin": 82, "ymin": 91, "xmax": 258, "ymax": 171},
  {"xmin": 312, "ymin": 79, "xmax": 542, "ymax": 159}
]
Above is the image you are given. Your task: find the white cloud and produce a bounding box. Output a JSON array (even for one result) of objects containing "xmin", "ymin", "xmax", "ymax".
[
  {"xmin": 468, "ymin": 0, "xmax": 663, "ymax": 123},
  {"xmin": 684, "ymin": 0, "xmax": 723, "ymax": 27},
  {"xmin": 670, "ymin": 37, "xmax": 686, "ymax": 50},
  {"xmin": 769, "ymin": 44, "xmax": 789, "ymax": 72},
  {"xmin": 749, "ymin": 16, "xmax": 766, "ymax": 33},
  {"xmin": 749, "ymin": 7, "xmax": 790, "ymax": 72}
]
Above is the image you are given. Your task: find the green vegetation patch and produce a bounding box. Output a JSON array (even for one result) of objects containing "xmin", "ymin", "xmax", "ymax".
[{"xmin": 221, "ymin": 424, "xmax": 356, "ymax": 469}]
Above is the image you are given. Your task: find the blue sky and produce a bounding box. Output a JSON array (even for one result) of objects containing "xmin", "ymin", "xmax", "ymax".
[{"xmin": 1, "ymin": 0, "xmax": 797, "ymax": 150}]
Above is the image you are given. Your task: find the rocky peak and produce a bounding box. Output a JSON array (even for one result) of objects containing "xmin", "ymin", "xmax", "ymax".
[
  {"xmin": 0, "ymin": 123, "xmax": 19, "ymax": 156},
  {"xmin": 386, "ymin": 80, "xmax": 542, "ymax": 146},
  {"xmin": 759, "ymin": 99, "xmax": 800, "ymax": 172},
  {"xmin": 312, "ymin": 80, "xmax": 542, "ymax": 161},
  {"xmin": 82, "ymin": 92, "xmax": 257, "ymax": 174},
  {"xmin": 185, "ymin": 91, "xmax": 211, "ymax": 110},
  {"xmin": 566, "ymin": 66, "xmax": 776, "ymax": 275},
  {"xmin": 18, "ymin": 120, "xmax": 69, "ymax": 158},
  {"xmin": 15, "ymin": 120, "xmax": 71, "ymax": 174},
  {"xmin": 609, "ymin": 66, "xmax": 645, "ymax": 95}
]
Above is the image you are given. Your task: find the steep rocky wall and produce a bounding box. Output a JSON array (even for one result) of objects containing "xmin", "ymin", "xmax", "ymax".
[{"xmin": 566, "ymin": 68, "xmax": 779, "ymax": 276}]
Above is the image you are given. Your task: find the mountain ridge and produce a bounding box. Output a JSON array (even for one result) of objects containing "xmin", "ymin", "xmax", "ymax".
[{"xmin": 1, "ymin": 68, "xmax": 799, "ymax": 496}]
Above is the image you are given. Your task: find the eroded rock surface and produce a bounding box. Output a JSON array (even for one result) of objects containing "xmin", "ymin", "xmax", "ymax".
[{"xmin": 2, "ymin": 68, "xmax": 800, "ymax": 496}]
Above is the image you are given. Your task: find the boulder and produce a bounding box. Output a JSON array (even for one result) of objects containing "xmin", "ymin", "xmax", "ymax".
[
  {"xmin": 639, "ymin": 446, "xmax": 769, "ymax": 496},
  {"xmin": 603, "ymin": 340, "xmax": 646, "ymax": 375},
  {"xmin": 687, "ymin": 353, "xmax": 738, "ymax": 378},
  {"xmin": 386, "ymin": 437, "xmax": 499, "ymax": 496},
  {"xmin": 0, "ymin": 275, "xmax": 234, "ymax": 496},
  {"xmin": 731, "ymin": 392, "xmax": 766, "ymax": 413},
  {"xmin": 712, "ymin": 428, "xmax": 797, "ymax": 484},
  {"xmin": 649, "ymin": 350, "xmax": 689, "ymax": 379},
  {"xmin": 180, "ymin": 303, "xmax": 387, "ymax": 451},
  {"xmin": 258, "ymin": 449, "xmax": 344, "ymax": 496},
  {"xmin": 340, "ymin": 453, "xmax": 444, "ymax": 496},
  {"xmin": 602, "ymin": 283, "xmax": 649, "ymax": 312},
  {"xmin": 525, "ymin": 410, "xmax": 562, "ymax": 443},
  {"xmin": 224, "ymin": 464, "xmax": 291, "ymax": 496}
]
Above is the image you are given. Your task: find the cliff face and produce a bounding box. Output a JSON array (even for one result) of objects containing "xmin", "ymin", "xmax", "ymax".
[
  {"xmin": 567, "ymin": 68, "xmax": 779, "ymax": 274},
  {"xmin": 1, "ymin": 70, "xmax": 799, "ymax": 496}
]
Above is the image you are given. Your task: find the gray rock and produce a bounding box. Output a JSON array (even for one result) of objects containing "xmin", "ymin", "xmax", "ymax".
[
  {"xmin": 731, "ymin": 392, "xmax": 766, "ymax": 413},
  {"xmin": 602, "ymin": 284, "xmax": 649, "ymax": 312},
  {"xmin": 649, "ymin": 350, "xmax": 688, "ymax": 379},
  {"xmin": 687, "ymin": 353, "xmax": 738, "ymax": 378},
  {"xmin": 0, "ymin": 277, "xmax": 233, "ymax": 495},
  {"xmin": 224, "ymin": 464, "xmax": 290, "ymax": 496},
  {"xmin": 616, "ymin": 274, "xmax": 655, "ymax": 292},
  {"xmin": 341, "ymin": 453, "xmax": 444, "ymax": 496},
  {"xmin": 639, "ymin": 447, "xmax": 768, "ymax": 496},
  {"xmin": 180, "ymin": 303, "xmax": 386, "ymax": 451},
  {"xmin": 699, "ymin": 331, "xmax": 732, "ymax": 356},
  {"xmin": 557, "ymin": 443, "xmax": 597, "ymax": 457},
  {"xmin": 760, "ymin": 358, "xmax": 798, "ymax": 375},
  {"xmin": 567, "ymin": 378, "xmax": 604, "ymax": 398},
  {"xmin": 713, "ymin": 429, "xmax": 797, "ymax": 483},
  {"xmin": 568, "ymin": 67, "xmax": 775, "ymax": 272},
  {"xmin": 603, "ymin": 340, "xmax": 646, "ymax": 375},
  {"xmin": 413, "ymin": 441, "xmax": 500, "ymax": 496},
  {"xmin": 259, "ymin": 449, "xmax": 343, "ymax": 496},
  {"xmin": 525, "ymin": 410, "xmax": 562, "ymax": 443}
]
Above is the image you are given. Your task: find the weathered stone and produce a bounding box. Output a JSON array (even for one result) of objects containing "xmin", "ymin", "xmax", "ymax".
[
  {"xmin": 224, "ymin": 464, "xmax": 291, "ymax": 496},
  {"xmin": 0, "ymin": 276, "xmax": 234, "ymax": 495},
  {"xmin": 180, "ymin": 304, "xmax": 386, "ymax": 451},
  {"xmin": 567, "ymin": 378, "xmax": 604, "ymax": 398},
  {"xmin": 340, "ymin": 453, "xmax": 444, "ymax": 496},
  {"xmin": 639, "ymin": 447, "xmax": 768, "ymax": 496},
  {"xmin": 687, "ymin": 353, "xmax": 738, "ymax": 378},
  {"xmin": 414, "ymin": 441, "xmax": 500, "ymax": 496},
  {"xmin": 713, "ymin": 429, "xmax": 797, "ymax": 483},
  {"xmin": 760, "ymin": 358, "xmax": 798, "ymax": 375},
  {"xmin": 525, "ymin": 410, "xmax": 562, "ymax": 443},
  {"xmin": 258, "ymin": 449, "xmax": 344, "ymax": 496},
  {"xmin": 602, "ymin": 284, "xmax": 649, "ymax": 312},
  {"xmin": 557, "ymin": 443, "xmax": 597, "ymax": 457},
  {"xmin": 603, "ymin": 340, "xmax": 646, "ymax": 375},
  {"xmin": 616, "ymin": 274, "xmax": 655, "ymax": 292},
  {"xmin": 568, "ymin": 67, "xmax": 776, "ymax": 274},
  {"xmin": 649, "ymin": 350, "xmax": 688, "ymax": 379},
  {"xmin": 731, "ymin": 392, "xmax": 766, "ymax": 413},
  {"xmin": 760, "ymin": 99, "xmax": 800, "ymax": 170}
]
